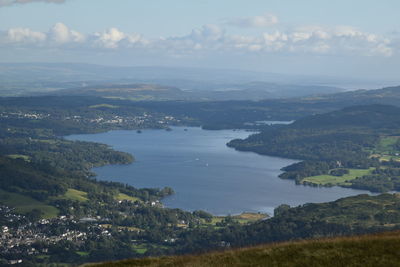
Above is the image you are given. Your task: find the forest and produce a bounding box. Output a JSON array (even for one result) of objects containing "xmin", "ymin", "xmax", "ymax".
[{"xmin": 228, "ymin": 104, "xmax": 400, "ymax": 192}]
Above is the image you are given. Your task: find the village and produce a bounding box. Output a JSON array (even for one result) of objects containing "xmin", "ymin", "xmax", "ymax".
[
  {"xmin": 0, "ymin": 205, "xmax": 116, "ymax": 265},
  {"xmin": 0, "ymin": 109, "xmax": 181, "ymax": 130}
]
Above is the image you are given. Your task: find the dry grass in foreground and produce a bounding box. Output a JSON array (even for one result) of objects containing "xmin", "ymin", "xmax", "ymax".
[{"xmin": 89, "ymin": 230, "xmax": 400, "ymax": 267}]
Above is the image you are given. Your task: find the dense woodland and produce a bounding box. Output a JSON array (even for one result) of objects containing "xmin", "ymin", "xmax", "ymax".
[
  {"xmin": 229, "ymin": 104, "xmax": 400, "ymax": 192},
  {"xmin": 2, "ymin": 85, "xmax": 400, "ymax": 130},
  {"xmin": 170, "ymin": 193, "xmax": 400, "ymax": 254}
]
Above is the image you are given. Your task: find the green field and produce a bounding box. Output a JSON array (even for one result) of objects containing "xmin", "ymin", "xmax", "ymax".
[
  {"xmin": 365, "ymin": 136, "xmax": 400, "ymax": 163},
  {"xmin": 62, "ymin": 188, "xmax": 89, "ymax": 202},
  {"xmin": 104, "ymin": 96, "xmax": 159, "ymax": 101},
  {"xmin": 34, "ymin": 139, "xmax": 58, "ymax": 144},
  {"xmin": 6, "ymin": 154, "xmax": 31, "ymax": 161},
  {"xmin": 302, "ymin": 168, "xmax": 374, "ymax": 186},
  {"xmin": 0, "ymin": 189, "xmax": 59, "ymax": 218},
  {"xmin": 131, "ymin": 243, "xmax": 167, "ymax": 255},
  {"xmin": 89, "ymin": 104, "xmax": 120, "ymax": 109},
  {"xmin": 379, "ymin": 155, "xmax": 400, "ymax": 162},
  {"xmin": 77, "ymin": 251, "xmax": 89, "ymax": 257},
  {"xmin": 377, "ymin": 136, "xmax": 399, "ymax": 153},
  {"xmin": 116, "ymin": 193, "xmax": 141, "ymax": 202},
  {"xmin": 203, "ymin": 213, "xmax": 267, "ymax": 227},
  {"xmin": 233, "ymin": 213, "xmax": 268, "ymax": 224},
  {"xmin": 132, "ymin": 244, "xmax": 147, "ymax": 255}
]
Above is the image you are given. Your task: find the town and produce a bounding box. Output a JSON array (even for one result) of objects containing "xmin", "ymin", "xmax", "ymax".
[
  {"xmin": 0, "ymin": 198, "xmax": 167, "ymax": 265},
  {"xmin": 0, "ymin": 110, "xmax": 182, "ymax": 131}
]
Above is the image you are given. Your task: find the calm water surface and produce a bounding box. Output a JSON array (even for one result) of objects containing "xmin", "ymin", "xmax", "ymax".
[{"xmin": 67, "ymin": 127, "xmax": 371, "ymax": 215}]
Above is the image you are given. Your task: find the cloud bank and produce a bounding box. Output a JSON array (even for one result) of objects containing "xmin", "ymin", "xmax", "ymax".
[{"xmin": 0, "ymin": 20, "xmax": 395, "ymax": 59}]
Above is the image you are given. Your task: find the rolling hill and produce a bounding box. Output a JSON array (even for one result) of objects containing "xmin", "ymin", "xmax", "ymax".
[
  {"xmin": 92, "ymin": 230, "xmax": 400, "ymax": 267},
  {"xmin": 228, "ymin": 104, "xmax": 400, "ymax": 191},
  {"xmin": 53, "ymin": 84, "xmax": 188, "ymax": 101},
  {"xmin": 301, "ymin": 85, "xmax": 400, "ymax": 107},
  {"xmin": 0, "ymin": 63, "xmax": 345, "ymax": 99},
  {"xmin": 52, "ymin": 82, "xmax": 344, "ymax": 101}
]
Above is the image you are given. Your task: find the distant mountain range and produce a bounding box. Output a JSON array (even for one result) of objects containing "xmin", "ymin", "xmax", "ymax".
[
  {"xmin": 0, "ymin": 62, "xmax": 356, "ymax": 99},
  {"xmin": 295, "ymin": 85, "xmax": 400, "ymax": 108},
  {"xmin": 0, "ymin": 62, "xmax": 343, "ymax": 85},
  {"xmin": 52, "ymin": 84, "xmax": 187, "ymax": 101},
  {"xmin": 2, "ymin": 62, "xmax": 400, "ymax": 100},
  {"xmin": 50, "ymin": 81, "xmax": 343, "ymax": 101}
]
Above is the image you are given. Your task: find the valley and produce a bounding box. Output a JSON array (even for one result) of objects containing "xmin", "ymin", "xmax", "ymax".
[
  {"xmin": 2, "ymin": 84, "xmax": 400, "ymax": 265},
  {"xmin": 3, "ymin": 2, "xmax": 400, "ymax": 266}
]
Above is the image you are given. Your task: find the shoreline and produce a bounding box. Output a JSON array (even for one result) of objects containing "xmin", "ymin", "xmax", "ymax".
[{"xmin": 65, "ymin": 126, "xmax": 372, "ymax": 216}]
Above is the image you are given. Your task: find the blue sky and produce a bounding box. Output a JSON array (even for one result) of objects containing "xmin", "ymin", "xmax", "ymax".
[{"xmin": 0, "ymin": 0, "xmax": 399, "ymax": 80}]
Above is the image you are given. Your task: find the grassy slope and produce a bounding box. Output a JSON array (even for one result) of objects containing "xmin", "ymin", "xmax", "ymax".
[
  {"xmin": 6, "ymin": 154, "xmax": 31, "ymax": 161},
  {"xmin": 63, "ymin": 188, "xmax": 89, "ymax": 202},
  {"xmin": 377, "ymin": 136, "xmax": 399, "ymax": 153},
  {"xmin": 92, "ymin": 231, "xmax": 400, "ymax": 267},
  {"xmin": 0, "ymin": 189, "xmax": 59, "ymax": 218},
  {"xmin": 303, "ymin": 168, "xmax": 374, "ymax": 186},
  {"xmin": 303, "ymin": 135, "xmax": 400, "ymax": 186},
  {"xmin": 0, "ymin": 188, "xmax": 143, "ymax": 218},
  {"xmin": 204, "ymin": 213, "xmax": 268, "ymax": 227},
  {"xmin": 374, "ymin": 136, "xmax": 400, "ymax": 162},
  {"xmin": 116, "ymin": 193, "xmax": 141, "ymax": 202},
  {"xmin": 0, "ymin": 188, "xmax": 88, "ymax": 218}
]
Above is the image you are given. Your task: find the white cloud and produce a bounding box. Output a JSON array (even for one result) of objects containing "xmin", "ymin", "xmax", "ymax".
[
  {"xmin": 291, "ymin": 32, "xmax": 313, "ymax": 42},
  {"xmin": 6, "ymin": 27, "xmax": 46, "ymax": 43},
  {"xmin": 261, "ymin": 31, "xmax": 288, "ymax": 51},
  {"xmin": 94, "ymin": 28, "xmax": 125, "ymax": 49},
  {"xmin": 50, "ymin": 23, "xmax": 85, "ymax": 43},
  {"xmin": 0, "ymin": 23, "xmax": 395, "ymax": 58},
  {"xmin": 126, "ymin": 33, "xmax": 143, "ymax": 44},
  {"xmin": 190, "ymin": 24, "xmax": 225, "ymax": 42},
  {"xmin": 0, "ymin": 0, "xmax": 65, "ymax": 7},
  {"xmin": 158, "ymin": 23, "xmax": 393, "ymax": 57},
  {"xmin": 5, "ymin": 23, "xmax": 85, "ymax": 46},
  {"xmin": 158, "ymin": 24, "xmax": 226, "ymax": 54},
  {"xmin": 93, "ymin": 28, "xmax": 147, "ymax": 49},
  {"xmin": 225, "ymin": 13, "xmax": 278, "ymax": 28},
  {"xmin": 247, "ymin": 26, "xmax": 394, "ymax": 56}
]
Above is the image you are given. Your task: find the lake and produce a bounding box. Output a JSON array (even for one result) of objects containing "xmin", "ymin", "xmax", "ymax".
[{"xmin": 66, "ymin": 127, "xmax": 371, "ymax": 215}]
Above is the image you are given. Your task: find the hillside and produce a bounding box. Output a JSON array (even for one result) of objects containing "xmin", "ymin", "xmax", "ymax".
[
  {"xmin": 314, "ymin": 85, "xmax": 400, "ymax": 107},
  {"xmin": 3, "ymin": 93, "xmax": 400, "ymax": 265},
  {"xmin": 53, "ymin": 84, "xmax": 188, "ymax": 101},
  {"xmin": 0, "ymin": 63, "xmax": 344, "ymax": 99},
  {"xmin": 189, "ymin": 82, "xmax": 343, "ymax": 101},
  {"xmin": 126, "ymin": 85, "xmax": 400, "ymax": 128},
  {"xmin": 229, "ymin": 104, "xmax": 400, "ymax": 161},
  {"xmin": 271, "ymin": 85, "xmax": 400, "ymax": 112},
  {"xmin": 228, "ymin": 104, "xmax": 400, "ymax": 192},
  {"xmin": 93, "ymin": 231, "xmax": 400, "ymax": 267},
  {"xmin": 291, "ymin": 104, "xmax": 400, "ymax": 129},
  {"xmin": 53, "ymin": 82, "xmax": 343, "ymax": 101}
]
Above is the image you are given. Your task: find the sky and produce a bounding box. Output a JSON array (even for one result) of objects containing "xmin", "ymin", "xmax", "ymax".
[{"xmin": 0, "ymin": 0, "xmax": 399, "ymax": 81}]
